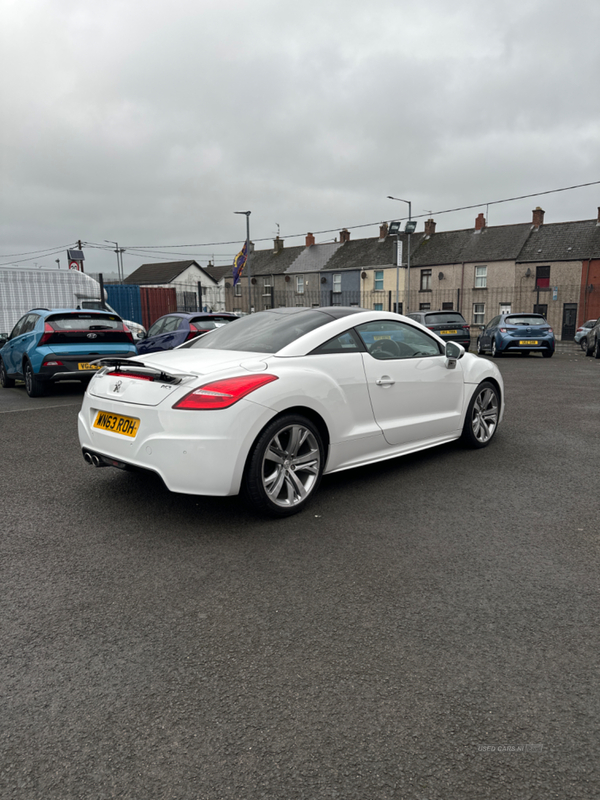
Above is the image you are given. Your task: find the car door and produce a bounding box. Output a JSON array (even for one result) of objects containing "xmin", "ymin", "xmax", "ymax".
[
  {"xmin": 138, "ymin": 317, "xmax": 175, "ymax": 354},
  {"xmin": 480, "ymin": 316, "xmax": 500, "ymax": 349},
  {"xmin": 4, "ymin": 314, "xmax": 38, "ymax": 373},
  {"xmin": 355, "ymin": 319, "xmax": 464, "ymax": 447}
]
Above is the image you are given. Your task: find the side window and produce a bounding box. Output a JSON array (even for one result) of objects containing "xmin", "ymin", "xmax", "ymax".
[
  {"xmin": 312, "ymin": 329, "xmax": 364, "ymax": 355},
  {"xmin": 355, "ymin": 320, "xmax": 441, "ymax": 360},
  {"xmin": 487, "ymin": 316, "xmax": 500, "ymax": 329},
  {"xmin": 147, "ymin": 319, "xmax": 166, "ymax": 337},
  {"xmin": 23, "ymin": 313, "xmax": 40, "ymax": 334},
  {"xmin": 161, "ymin": 317, "xmax": 183, "ymax": 333},
  {"xmin": 9, "ymin": 316, "xmax": 29, "ymax": 339}
]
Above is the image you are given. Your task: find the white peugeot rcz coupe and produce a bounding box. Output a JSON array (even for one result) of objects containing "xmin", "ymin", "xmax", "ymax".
[{"xmin": 78, "ymin": 307, "xmax": 504, "ymax": 516}]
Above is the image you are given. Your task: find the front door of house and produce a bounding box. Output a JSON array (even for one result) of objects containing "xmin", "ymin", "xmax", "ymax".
[{"xmin": 561, "ymin": 303, "xmax": 577, "ymax": 340}]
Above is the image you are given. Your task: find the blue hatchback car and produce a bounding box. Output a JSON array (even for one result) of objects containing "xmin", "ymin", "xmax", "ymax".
[
  {"xmin": 476, "ymin": 312, "xmax": 555, "ymax": 358},
  {"xmin": 0, "ymin": 308, "xmax": 137, "ymax": 396},
  {"xmin": 136, "ymin": 311, "xmax": 239, "ymax": 355}
]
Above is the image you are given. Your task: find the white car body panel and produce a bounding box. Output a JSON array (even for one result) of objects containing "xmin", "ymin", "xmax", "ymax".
[{"xmin": 78, "ymin": 309, "xmax": 505, "ymax": 499}]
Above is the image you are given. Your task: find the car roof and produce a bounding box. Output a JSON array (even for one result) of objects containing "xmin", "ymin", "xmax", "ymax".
[{"xmin": 33, "ymin": 308, "xmax": 120, "ymax": 318}]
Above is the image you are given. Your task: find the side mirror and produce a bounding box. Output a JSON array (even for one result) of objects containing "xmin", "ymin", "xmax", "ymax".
[{"xmin": 445, "ymin": 341, "xmax": 465, "ymax": 368}]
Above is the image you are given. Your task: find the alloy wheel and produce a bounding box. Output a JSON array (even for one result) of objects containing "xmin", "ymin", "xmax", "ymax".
[
  {"xmin": 471, "ymin": 387, "xmax": 499, "ymax": 444},
  {"xmin": 261, "ymin": 423, "xmax": 322, "ymax": 509}
]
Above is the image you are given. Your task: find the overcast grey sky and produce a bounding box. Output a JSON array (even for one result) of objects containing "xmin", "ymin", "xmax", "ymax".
[{"xmin": 2, "ymin": 0, "xmax": 599, "ymax": 274}]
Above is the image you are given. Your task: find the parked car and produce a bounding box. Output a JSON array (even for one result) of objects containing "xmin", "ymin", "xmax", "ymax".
[
  {"xmin": 576, "ymin": 318, "xmax": 598, "ymax": 352},
  {"xmin": 584, "ymin": 318, "xmax": 600, "ymax": 358},
  {"xmin": 477, "ymin": 313, "xmax": 555, "ymax": 358},
  {"xmin": 79, "ymin": 307, "xmax": 504, "ymax": 517},
  {"xmin": 0, "ymin": 308, "xmax": 137, "ymax": 397},
  {"xmin": 136, "ymin": 312, "xmax": 239, "ymax": 355},
  {"xmin": 405, "ymin": 310, "xmax": 471, "ymax": 350},
  {"xmin": 78, "ymin": 299, "xmax": 146, "ymax": 341}
]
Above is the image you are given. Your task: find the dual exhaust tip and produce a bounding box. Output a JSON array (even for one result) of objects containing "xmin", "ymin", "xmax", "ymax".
[
  {"xmin": 83, "ymin": 451, "xmax": 106, "ymax": 468},
  {"xmin": 83, "ymin": 450, "xmax": 129, "ymax": 471}
]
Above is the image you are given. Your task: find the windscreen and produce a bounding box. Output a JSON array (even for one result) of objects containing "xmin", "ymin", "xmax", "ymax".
[
  {"xmin": 188, "ymin": 310, "xmax": 331, "ymax": 353},
  {"xmin": 505, "ymin": 315, "xmax": 547, "ymax": 326}
]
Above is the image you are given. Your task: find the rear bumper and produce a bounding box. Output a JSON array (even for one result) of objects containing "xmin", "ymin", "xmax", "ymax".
[
  {"xmin": 500, "ymin": 338, "xmax": 555, "ymax": 353},
  {"xmin": 38, "ymin": 351, "xmax": 136, "ymax": 381}
]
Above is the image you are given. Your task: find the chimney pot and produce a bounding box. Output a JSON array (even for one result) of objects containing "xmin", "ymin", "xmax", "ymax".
[
  {"xmin": 532, "ymin": 207, "xmax": 545, "ymax": 227},
  {"xmin": 475, "ymin": 213, "xmax": 486, "ymax": 231},
  {"xmin": 597, "ymin": 207, "xmax": 600, "ymax": 225},
  {"xmin": 340, "ymin": 229, "xmax": 351, "ymax": 243},
  {"xmin": 305, "ymin": 232, "xmax": 315, "ymax": 247},
  {"xmin": 379, "ymin": 222, "xmax": 389, "ymax": 240},
  {"xmin": 424, "ymin": 218, "xmax": 436, "ymax": 236}
]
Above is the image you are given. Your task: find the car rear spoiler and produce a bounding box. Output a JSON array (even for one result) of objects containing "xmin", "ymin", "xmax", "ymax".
[{"xmin": 89, "ymin": 357, "xmax": 189, "ymax": 384}]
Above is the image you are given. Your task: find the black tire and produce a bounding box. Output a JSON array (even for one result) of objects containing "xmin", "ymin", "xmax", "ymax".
[
  {"xmin": 24, "ymin": 360, "xmax": 45, "ymax": 397},
  {"xmin": 461, "ymin": 381, "xmax": 500, "ymax": 449},
  {"xmin": 476, "ymin": 339, "xmax": 484, "ymax": 355},
  {"xmin": 0, "ymin": 357, "xmax": 15, "ymax": 388},
  {"xmin": 542, "ymin": 350, "xmax": 554, "ymax": 358},
  {"xmin": 580, "ymin": 337, "xmax": 587, "ymax": 352},
  {"xmin": 491, "ymin": 339, "xmax": 502, "ymax": 358},
  {"xmin": 585, "ymin": 337, "xmax": 594, "ymax": 357},
  {"xmin": 243, "ymin": 413, "xmax": 325, "ymax": 516},
  {"xmin": 594, "ymin": 340, "xmax": 600, "ymax": 360}
]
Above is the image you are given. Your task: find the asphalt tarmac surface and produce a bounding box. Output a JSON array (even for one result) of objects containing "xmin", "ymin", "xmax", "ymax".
[{"xmin": 1, "ymin": 346, "xmax": 599, "ymax": 799}]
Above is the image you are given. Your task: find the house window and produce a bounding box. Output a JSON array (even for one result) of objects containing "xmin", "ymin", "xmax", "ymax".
[
  {"xmin": 442, "ymin": 302, "xmax": 453, "ymax": 310},
  {"xmin": 420, "ymin": 269, "xmax": 432, "ymax": 291},
  {"xmin": 262, "ymin": 277, "xmax": 272, "ymax": 295},
  {"xmin": 374, "ymin": 303, "xmax": 383, "ymax": 311},
  {"xmin": 374, "ymin": 270, "xmax": 384, "ymax": 291},
  {"xmin": 234, "ymin": 282, "xmax": 242, "ymax": 297},
  {"xmin": 333, "ymin": 274, "xmax": 342, "ymax": 293},
  {"xmin": 473, "ymin": 303, "xmax": 485, "ymax": 325},
  {"xmin": 419, "ymin": 302, "xmax": 431, "ymax": 311},
  {"xmin": 475, "ymin": 265, "xmax": 487, "ymax": 288},
  {"xmin": 499, "ymin": 303, "xmax": 511, "ymax": 314},
  {"xmin": 296, "ymin": 275, "xmax": 305, "ymax": 294},
  {"xmin": 536, "ymin": 266, "xmax": 550, "ymax": 289}
]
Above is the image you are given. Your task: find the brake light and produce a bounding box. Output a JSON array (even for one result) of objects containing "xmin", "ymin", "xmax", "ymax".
[
  {"xmin": 106, "ymin": 371, "xmax": 153, "ymax": 381},
  {"xmin": 39, "ymin": 322, "xmax": 54, "ymax": 345},
  {"xmin": 173, "ymin": 374, "xmax": 278, "ymax": 410},
  {"xmin": 42, "ymin": 359, "xmax": 63, "ymax": 366},
  {"xmin": 462, "ymin": 324, "xmax": 470, "ymax": 330},
  {"xmin": 427, "ymin": 326, "xmax": 435, "ymax": 330},
  {"xmin": 121, "ymin": 323, "xmax": 134, "ymax": 343},
  {"xmin": 185, "ymin": 323, "xmax": 199, "ymax": 341}
]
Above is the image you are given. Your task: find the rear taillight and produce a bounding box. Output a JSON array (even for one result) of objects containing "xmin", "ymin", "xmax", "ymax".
[
  {"xmin": 185, "ymin": 323, "xmax": 199, "ymax": 341},
  {"xmin": 42, "ymin": 359, "xmax": 63, "ymax": 366},
  {"xmin": 106, "ymin": 371, "xmax": 153, "ymax": 381},
  {"xmin": 173, "ymin": 374, "xmax": 278, "ymax": 410},
  {"xmin": 427, "ymin": 326, "xmax": 435, "ymax": 330},
  {"xmin": 462, "ymin": 324, "xmax": 470, "ymax": 330},
  {"xmin": 39, "ymin": 322, "xmax": 54, "ymax": 345},
  {"xmin": 121, "ymin": 323, "xmax": 134, "ymax": 343}
]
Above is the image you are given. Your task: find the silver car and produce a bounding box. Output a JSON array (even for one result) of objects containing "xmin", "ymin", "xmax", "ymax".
[
  {"xmin": 584, "ymin": 318, "xmax": 600, "ymax": 358},
  {"xmin": 575, "ymin": 319, "xmax": 597, "ymax": 352}
]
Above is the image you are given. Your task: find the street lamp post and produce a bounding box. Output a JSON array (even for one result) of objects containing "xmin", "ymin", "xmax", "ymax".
[
  {"xmin": 234, "ymin": 211, "xmax": 252, "ymax": 312},
  {"xmin": 105, "ymin": 240, "xmax": 125, "ymax": 283},
  {"xmin": 387, "ymin": 196, "xmax": 416, "ymax": 315}
]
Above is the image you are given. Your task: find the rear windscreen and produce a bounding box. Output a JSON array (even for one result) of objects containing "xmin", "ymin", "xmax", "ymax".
[
  {"xmin": 425, "ymin": 313, "xmax": 466, "ymax": 325},
  {"xmin": 505, "ymin": 315, "xmax": 546, "ymax": 326},
  {"xmin": 191, "ymin": 317, "xmax": 236, "ymax": 330},
  {"xmin": 48, "ymin": 314, "xmax": 122, "ymax": 330}
]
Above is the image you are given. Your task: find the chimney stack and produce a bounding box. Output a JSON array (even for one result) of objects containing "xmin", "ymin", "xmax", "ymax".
[
  {"xmin": 379, "ymin": 222, "xmax": 389, "ymax": 240},
  {"xmin": 532, "ymin": 207, "xmax": 545, "ymax": 228},
  {"xmin": 340, "ymin": 229, "xmax": 351, "ymax": 243},
  {"xmin": 596, "ymin": 207, "xmax": 600, "ymax": 226},
  {"xmin": 475, "ymin": 213, "xmax": 486, "ymax": 232},
  {"xmin": 305, "ymin": 232, "xmax": 315, "ymax": 247},
  {"xmin": 424, "ymin": 218, "xmax": 436, "ymax": 236},
  {"xmin": 273, "ymin": 236, "xmax": 284, "ymax": 254}
]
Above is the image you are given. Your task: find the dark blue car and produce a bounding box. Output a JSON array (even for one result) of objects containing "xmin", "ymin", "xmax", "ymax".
[
  {"xmin": 477, "ymin": 313, "xmax": 555, "ymax": 358},
  {"xmin": 136, "ymin": 312, "xmax": 239, "ymax": 355},
  {"xmin": 0, "ymin": 308, "xmax": 137, "ymax": 397}
]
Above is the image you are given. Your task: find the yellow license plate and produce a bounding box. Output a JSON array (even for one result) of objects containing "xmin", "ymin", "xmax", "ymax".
[
  {"xmin": 519, "ymin": 340, "xmax": 538, "ymax": 345},
  {"xmin": 93, "ymin": 410, "xmax": 140, "ymax": 438},
  {"xmin": 440, "ymin": 329, "xmax": 458, "ymax": 335},
  {"xmin": 78, "ymin": 362, "xmax": 101, "ymax": 371}
]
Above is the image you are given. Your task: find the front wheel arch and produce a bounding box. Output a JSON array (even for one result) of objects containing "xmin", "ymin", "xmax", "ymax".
[{"xmin": 461, "ymin": 380, "xmax": 501, "ymax": 448}]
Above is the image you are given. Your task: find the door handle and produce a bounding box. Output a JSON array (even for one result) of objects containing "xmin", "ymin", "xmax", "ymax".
[{"xmin": 376, "ymin": 376, "xmax": 395, "ymax": 386}]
